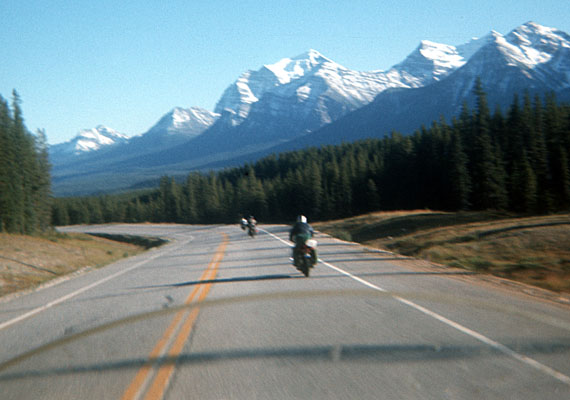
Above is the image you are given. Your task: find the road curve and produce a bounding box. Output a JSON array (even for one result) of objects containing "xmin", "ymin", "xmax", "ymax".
[{"xmin": 0, "ymin": 224, "xmax": 569, "ymax": 399}]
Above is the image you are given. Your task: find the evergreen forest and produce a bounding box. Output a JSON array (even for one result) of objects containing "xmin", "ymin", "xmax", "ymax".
[
  {"xmin": 51, "ymin": 82, "xmax": 570, "ymax": 226},
  {"xmin": 0, "ymin": 91, "xmax": 52, "ymax": 234}
]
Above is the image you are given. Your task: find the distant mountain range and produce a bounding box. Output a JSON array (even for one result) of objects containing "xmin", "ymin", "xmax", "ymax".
[
  {"xmin": 50, "ymin": 125, "xmax": 129, "ymax": 158},
  {"xmin": 50, "ymin": 21, "xmax": 570, "ymax": 196}
]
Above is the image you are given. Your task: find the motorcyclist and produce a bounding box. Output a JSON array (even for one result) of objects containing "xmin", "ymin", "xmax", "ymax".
[
  {"xmin": 248, "ymin": 215, "xmax": 256, "ymax": 224},
  {"xmin": 289, "ymin": 215, "xmax": 317, "ymax": 265},
  {"xmin": 247, "ymin": 215, "xmax": 256, "ymax": 229},
  {"xmin": 240, "ymin": 217, "xmax": 248, "ymax": 230},
  {"xmin": 247, "ymin": 215, "xmax": 257, "ymax": 236}
]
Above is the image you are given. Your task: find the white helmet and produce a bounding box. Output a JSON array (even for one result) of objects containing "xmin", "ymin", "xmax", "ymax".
[{"xmin": 297, "ymin": 215, "xmax": 307, "ymax": 223}]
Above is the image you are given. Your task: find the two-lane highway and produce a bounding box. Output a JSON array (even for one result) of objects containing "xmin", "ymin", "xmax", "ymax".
[{"xmin": 1, "ymin": 224, "xmax": 569, "ymax": 399}]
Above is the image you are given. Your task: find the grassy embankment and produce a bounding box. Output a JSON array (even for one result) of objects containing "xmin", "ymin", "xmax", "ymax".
[
  {"xmin": 0, "ymin": 232, "xmax": 155, "ymax": 298},
  {"xmin": 314, "ymin": 211, "xmax": 570, "ymax": 293}
]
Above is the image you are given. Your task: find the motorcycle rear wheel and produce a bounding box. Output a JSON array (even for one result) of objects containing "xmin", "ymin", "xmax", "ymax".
[{"xmin": 301, "ymin": 257, "xmax": 311, "ymax": 277}]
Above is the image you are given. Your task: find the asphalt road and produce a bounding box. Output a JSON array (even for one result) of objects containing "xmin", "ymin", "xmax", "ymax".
[{"xmin": 0, "ymin": 224, "xmax": 569, "ymax": 399}]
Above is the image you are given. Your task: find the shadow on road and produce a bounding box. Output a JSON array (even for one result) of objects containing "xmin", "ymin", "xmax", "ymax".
[
  {"xmin": 143, "ymin": 273, "xmax": 303, "ymax": 289},
  {"xmin": 2, "ymin": 339, "xmax": 569, "ymax": 382},
  {"xmin": 135, "ymin": 268, "xmax": 477, "ymax": 290}
]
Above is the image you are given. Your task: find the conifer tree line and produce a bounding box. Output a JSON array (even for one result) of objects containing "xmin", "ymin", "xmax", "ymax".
[
  {"xmin": 52, "ymin": 82, "xmax": 570, "ymax": 226},
  {"xmin": 0, "ymin": 91, "xmax": 52, "ymax": 233}
]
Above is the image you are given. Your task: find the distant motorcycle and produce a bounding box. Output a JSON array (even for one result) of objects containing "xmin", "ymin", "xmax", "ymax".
[
  {"xmin": 293, "ymin": 238, "xmax": 317, "ymax": 277},
  {"xmin": 247, "ymin": 224, "xmax": 257, "ymax": 238}
]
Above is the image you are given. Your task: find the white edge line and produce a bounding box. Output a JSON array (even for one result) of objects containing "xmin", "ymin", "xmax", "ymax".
[{"xmin": 262, "ymin": 227, "xmax": 570, "ymax": 386}]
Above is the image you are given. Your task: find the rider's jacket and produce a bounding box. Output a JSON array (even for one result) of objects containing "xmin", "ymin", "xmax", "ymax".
[{"xmin": 289, "ymin": 222, "xmax": 314, "ymax": 242}]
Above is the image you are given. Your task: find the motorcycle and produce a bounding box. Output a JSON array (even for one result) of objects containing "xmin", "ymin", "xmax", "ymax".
[
  {"xmin": 293, "ymin": 238, "xmax": 317, "ymax": 277},
  {"xmin": 247, "ymin": 224, "xmax": 257, "ymax": 238}
]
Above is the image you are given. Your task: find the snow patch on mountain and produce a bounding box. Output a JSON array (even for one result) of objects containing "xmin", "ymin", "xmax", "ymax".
[
  {"xmin": 391, "ymin": 40, "xmax": 466, "ymax": 84},
  {"xmin": 500, "ymin": 22, "xmax": 570, "ymax": 69},
  {"xmin": 265, "ymin": 49, "xmax": 338, "ymax": 84},
  {"xmin": 162, "ymin": 107, "xmax": 219, "ymax": 135},
  {"xmin": 145, "ymin": 106, "xmax": 219, "ymax": 138},
  {"xmin": 453, "ymin": 22, "xmax": 570, "ymax": 91},
  {"xmin": 213, "ymin": 47, "xmax": 457, "ymax": 128},
  {"xmin": 53, "ymin": 125, "xmax": 129, "ymax": 155},
  {"xmin": 296, "ymin": 85, "xmax": 311, "ymax": 102}
]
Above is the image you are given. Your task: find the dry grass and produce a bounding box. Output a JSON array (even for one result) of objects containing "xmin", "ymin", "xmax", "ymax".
[
  {"xmin": 0, "ymin": 232, "xmax": 145, "ymax": 298},
  {"xmin": 315, "ymin": 211, "xmax": 570, "ymax": 293}
]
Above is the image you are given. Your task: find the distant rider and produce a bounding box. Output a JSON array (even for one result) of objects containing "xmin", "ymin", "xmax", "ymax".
[
  {"xmin": 240, "ymin": 217, "xmax": 248, "ymax": 230},
  {"xmin": 247, "ymin": 215, "xmax": 257, "ymax": 229},
  {"xmin": 246, "ymin": 215, "xmax": 257, "ymax": 236},
  {"xmin": 289, "ymin": 215, "xmax": 317, "ymax": 264}
]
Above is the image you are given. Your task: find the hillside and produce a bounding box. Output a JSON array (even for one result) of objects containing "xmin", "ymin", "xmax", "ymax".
[
  {"xmin": 0, "ymin": 232, "xmax": 147, "ymax": 298},
  {"xmin": 315, "ymin": 211, "xmax": 570, "ymax": 295}
]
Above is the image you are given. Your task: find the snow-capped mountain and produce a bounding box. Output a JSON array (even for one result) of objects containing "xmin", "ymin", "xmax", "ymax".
[
  {"xmin": 294, "ymin": 21, "xmax": 570, "ymax": 149},
  {"xmin": 440, "ymin": 22, "xmax": 570, "ymax": 107},
  {"xmin": 50, "ymin": 21, "xmax": 570, "ymax": 196},
  {"xmin": 213, "ymin": 21, "xmax": 568, "ymax": 136},
  {"xmin": 389, "ymin": 40, "xmax": 467, "ymax": 86},
  {"xmin": 49, "ymin": 107, "xmax": 219, "ymax": 170},
  {"xmin": 50, "ymin": 125, "xmax": 128, "ymax": 157},
  {"xmin": 214, "ymin": 48, "xmax": 459, "ymax": 129},
  {"xmin": 503, "ymin": 22, "xmax": 570, "ymax": 71},
  {"xmin": 143, "ymin": 107, "xmax": 219, "ymax": 139}
]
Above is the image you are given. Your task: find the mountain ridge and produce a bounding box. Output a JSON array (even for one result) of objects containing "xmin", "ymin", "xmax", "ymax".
[{"xmin": 49, "ymin": 21, "xmax": 570, "ymax": 196}]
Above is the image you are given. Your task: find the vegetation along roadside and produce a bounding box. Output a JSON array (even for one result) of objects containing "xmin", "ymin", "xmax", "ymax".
[
  {"xmin": 315, "ymin": 211, "xmax": 570, "ymax": 295},
  {"xmin": 0, "ymin": 232, "xmax": 146, "ymax": 299}
]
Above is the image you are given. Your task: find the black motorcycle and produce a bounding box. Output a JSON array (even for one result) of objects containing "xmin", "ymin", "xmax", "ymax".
[
  {"xmin": 247, "ymin": 224, "xmax": 257, "ymax": 238},
  {"xmin": 293, "ymin": 238, "xmax": 317, "ymax": 277}
]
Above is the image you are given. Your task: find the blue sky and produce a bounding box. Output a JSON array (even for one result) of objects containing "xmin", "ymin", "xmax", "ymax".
[{"xmin": 2, "ymin": 0, "xmax": 569, "ymax": 144}]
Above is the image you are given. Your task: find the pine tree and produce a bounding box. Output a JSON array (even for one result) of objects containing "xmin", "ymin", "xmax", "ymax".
[
  {"xmin": 302, "ymin": 160, "xmax": 323, "ymax": 219},
  {"xmin": 446, "ymin": 128, "xmax": 471, "ymax": 210},
  {"xmin": 544, "ymin": 93, "xmax": 570, "ymax": 209},
  {"xmin": 183, "ymin": 173, "xmax": 199, "ymax": 223},
  {"xmin": 510, "ymin": 150, "xmax": 538, "ymax": 213},
  {"xmin": 159, "ymin": 176, "xmax": 182, "ymax": 222},
  {"xmin": 415, "ymin": 126, "xmax": 441, "ymax": 209},
  {"xmin": 380, "ymin": 132, "xmax": 414, "ymax": 209},
  {"xmin": 7, "ymin": 92, "xmax": 27, "ymax": 232},
  {"xmin": 470, "ymin": 79, "xmax": 508, "ymax": 210},
  {"xmin": 337, "ymin": 157, "xmax": 353, "ymax": 217},
  {"xmin": 0, "ymin": 96, "xmax": 14, "ymax": 231},
  {"xmin": 68, "ymin": 198, "xmax": 90, "ymax": 225},
  {"xmin": 524, "ymin": 95, "xmax": 551, "ymax": 212},
  {"xmin": 364, "ymin": 178, "xmax": 380, "ymax": 211},
  {"xmin": 247, "ymin": 167, "xmax": 268, "ymax": 220},
  {"xmin": 199, "ymin": 173, "xmax": 222, "ymax": 222},
  {"xmin": 51, "ymin": 199, "xmax": 70, "ymax": 226},
  {"xmin": 33, "ymin": 129, "xmax": 53, "ymax": 231},
  {"xmin": 88, "ymin": 197, "xmax": 104, "ymax": 224},
  {"xmin": 323, "ymin": 157, "xmax": 341, "ymax": 218}
]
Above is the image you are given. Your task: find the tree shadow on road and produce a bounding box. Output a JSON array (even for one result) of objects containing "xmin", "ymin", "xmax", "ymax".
[{"xmin": 2, "ymin": 339, "xmax": 569, "ymax": 382}]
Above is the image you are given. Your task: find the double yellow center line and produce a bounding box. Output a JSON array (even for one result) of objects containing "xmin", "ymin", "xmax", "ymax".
[{"xmin": 122, "ymin": 233, "xmax": 228, "ymax": 400}]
